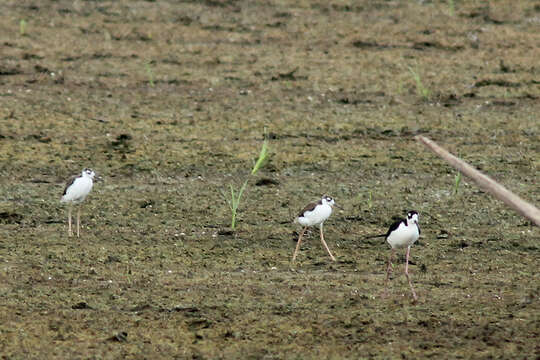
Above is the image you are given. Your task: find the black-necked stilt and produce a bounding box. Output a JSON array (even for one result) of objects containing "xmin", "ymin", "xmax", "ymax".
[
  {"xmin": 368, "ymin": 210, "xmax": 420, "ymax": 301},
  {"xmin": 61, "ymin": 168, "xmax": 96, "ymax": 237},
  {"xmin": 292, "ymin": 195, "xmax": 337, "ymax": 262}
]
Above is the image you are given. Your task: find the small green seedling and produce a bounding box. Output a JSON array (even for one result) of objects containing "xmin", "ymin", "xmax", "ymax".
[
  {"xmin": 224, "ymin": 180, "xmax": 248, "ymax": 231},
  {"xmin": 408, "ymin": 66, "xmax": 430, "ymax": 101},
  {"xmin": 251, "ymin": 136, "xmax": 268, "ymax": 175},
  {"xmin": 145, "ymin": 62, "xmax": 155, "ymax": 87},
  {"xmin": 448, "ymin": 0, "xmax": 455, "ymax": 16},
  {"xmin": 222, "ymin": 132, "xmax": 269, "ymax": 230},
  {"xmin": 453, "ymin": 171, "xmax": 462, "ymax": 195},
  {"xmin": 367, "ymin": 190, "xmax": 373, "ymax": 209},
  {"xmin": 20, "ymin": 19, "xmax": 27, "ymax": 36}
]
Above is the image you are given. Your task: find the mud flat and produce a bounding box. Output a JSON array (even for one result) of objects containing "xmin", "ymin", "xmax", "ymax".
[{"xmin": 0, "ymin": 1, "xmax": 538, "ymax": 358}]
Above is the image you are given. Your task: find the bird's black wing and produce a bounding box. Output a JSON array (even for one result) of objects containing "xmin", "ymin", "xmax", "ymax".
[
  {"xmin": 62, "ymin": 175, "xmax": 79, "ymax": 196},
  {"xmin": 365, "ymin": 217, "xmax": 406, "ymax": 240},
  {"xmin": 385, "ymin": 218, "xmax": 406, "ymax": 238},
  {"xmin": 297, "ymin": 200, "xmax": 321, "ymax": 217}
]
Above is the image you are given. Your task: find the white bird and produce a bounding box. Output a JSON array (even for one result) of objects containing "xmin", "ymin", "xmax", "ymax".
[
  {"xmin": 61, "ymin": 168, "xmax": 96, "ymax": 237},
  {"xmin": 368, "ymin": 210, "xmax": 420, "ymax": 300},
  {"xmin": 292, "ymin": 195, "xmax": 338, "ymax": 262}
]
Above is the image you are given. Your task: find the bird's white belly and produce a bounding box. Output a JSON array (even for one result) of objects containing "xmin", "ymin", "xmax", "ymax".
[
  {"xmin": 298, "ymin": 205, "xmax": 332, "ymax": 227},
  {"xmin": 387, "ymin": 223, "xmax": 419, "ymax": 249},
  {"xmin": 62, "ymin": 178, "xmax": 93, "ymax": 203}
]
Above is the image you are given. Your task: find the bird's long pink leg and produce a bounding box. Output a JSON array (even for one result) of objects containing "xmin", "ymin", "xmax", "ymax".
[
  {"xmin": 76, "ymin": 208, "xmax": 81, "ymax": 238},
  {"xmin": 292, "ymin": 227, "xmax": 307, "ymax": 262},
  {"xmin": 67, "ymin": 206, "xmax": 73, "ymax": 237},
  {"xmin": 383, "ymin": 248, "xmax": 395, "ymax": 298},
  {"xmin": 405, "ymin": 246, "xmax": 418, "ymax": 301},
  {"xmin": 319, "ymin": 223, "xmax": 336, "ymax": 262}
]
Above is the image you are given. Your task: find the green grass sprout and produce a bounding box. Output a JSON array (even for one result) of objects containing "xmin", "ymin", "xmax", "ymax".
[
  {"xmin": 408, "ymin": 66, "xmax": 430, "ymax": 101},
  {"xmin": 20, "ymin": 19, "xmax": 27, "ymax": 36},
  {"xmin": 222, "ymin": 131, "xmax": 270, "ymax": 230},
  {"xmin": 145, "ymin": 62, "xmax": 155, "ymax": 87},
  {"xmin": 448, "ymin": 0, "xmax": 455, "ymax": 16},
  {"xmin": 454, "ymin": 171, "xmax": 462, "ymax": 195},
  {"xmin": 223, "ymin": 180, "xmax": 248, "ymax": 231},
  {"xmin": 251, "ymin": 131, "xmax": 269, "ymax": 175}
]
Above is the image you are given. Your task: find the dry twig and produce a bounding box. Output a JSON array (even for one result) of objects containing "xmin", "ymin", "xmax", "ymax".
[{"xmin": 416, "ymin": 135, "xmax": 540, "ymax": 226}]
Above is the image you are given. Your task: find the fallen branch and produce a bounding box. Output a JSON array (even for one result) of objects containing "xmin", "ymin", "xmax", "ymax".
[{"xmin": 416, "ymin": 135, "xmax": 540, "ymax": 226}]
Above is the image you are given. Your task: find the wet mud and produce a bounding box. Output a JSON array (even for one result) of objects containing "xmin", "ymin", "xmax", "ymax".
[{"xmin": 0, "ymin": 0, "xmax": 539, "ymax": 358}]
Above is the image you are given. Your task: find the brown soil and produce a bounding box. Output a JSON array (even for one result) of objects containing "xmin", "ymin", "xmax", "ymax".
[{"xmin": 0, "ymin": 0, "xmax": 539, "ymax": 358}]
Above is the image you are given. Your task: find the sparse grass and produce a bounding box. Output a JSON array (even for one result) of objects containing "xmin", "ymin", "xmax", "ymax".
[
  {"xmin": 223, "ymin": 179, "xmax": 248, "ymax": 230},
  {"xmin": 251, "ymin": 134, "xmax": 269, "ymax": 175},
  {"xmin": 454, "ymin": 171, "xmax": 462, "ymax": 195},
  {"xmin": 222, "ymin": 133, "xmax": 269, "ymax": 230},
  {"xmin": 448, "ymin": 0, "xmax": 455, "ymax": 16},
  {"xmin": 19, "ymin": 19, "xmax": 27, "ymax": 36},
  {"xmin": 408, "ymin": 66, "xmax": 431, "ymax": 101},
  {"xmin": 145, "ymin": 62, "xmax": 155, "ymax": 87}
]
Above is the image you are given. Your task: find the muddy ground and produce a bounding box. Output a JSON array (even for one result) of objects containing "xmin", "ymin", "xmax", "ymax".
[{"xmin": 0, "ymin": 0, "xmax": 539, "ymax": 358}]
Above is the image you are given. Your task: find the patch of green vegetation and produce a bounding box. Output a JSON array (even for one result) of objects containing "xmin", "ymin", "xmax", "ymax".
[
  {"xmin": 145, "ymin": 62, "xmax": 155, "ymax": 87},
  {"xmin": 408, "ymin": 66, "xmax": 431, "ymax": 101},
  {"xmin": 19, "ymin": 19, "xmax": 27, "ymax": 36},
  {"xmin": 448, "ymin": 0, "xmax": 456, "ymax": 16},
  {"xmin": 222, "ymin": 131, "xmax": 269, "ymax": 230},
  {"xmin": 454, "ymin": 171, "xmax": 462, "ymax": 195}
]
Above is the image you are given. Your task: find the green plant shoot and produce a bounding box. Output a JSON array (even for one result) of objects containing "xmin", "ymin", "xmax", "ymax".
[
  {"xmin": 408, "ymin": 66, "xmax": 430, "ymax": 100},
  {"xmin": 251, "ymin": 136, "xmax": 269, "ymax": 175},
  {"xmin": 223, "ymin": 134, "xmax": 269, "ymax": 230},
  {"xmin": 448, "ymin": 0, "xmax": 455, "ymax": 16},
  {"xmin": 454, "ymin": 171, "xmax": 462, "ymax": 195},
  {"xmin": 224, "ymin": 180, "xmax": 248, "ymax": 230},
  {"xmin": 20, "ymin": 19, "xmax": 27, "ymax": 36},
  {"xmin": 145, "ymin": 62, "xmax": 155, "ymax": 87}
]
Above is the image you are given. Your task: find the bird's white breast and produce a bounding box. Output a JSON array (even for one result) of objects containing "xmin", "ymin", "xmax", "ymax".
[
  {"xmin": 62, "ymin": 177, "xmax": 93, "ymax": 203},
  {"xmin": 386, "ymin": 222, "xmax": 419, "ymax": 249},
  {"xmin": 297, "ymin": 204, "xmax": 332, "ymax": 227}
]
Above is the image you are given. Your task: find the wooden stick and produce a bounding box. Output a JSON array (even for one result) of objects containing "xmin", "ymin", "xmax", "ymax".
[{"xmin": 416, "ymin": 135, "xmax": 540, "ymax": 226}]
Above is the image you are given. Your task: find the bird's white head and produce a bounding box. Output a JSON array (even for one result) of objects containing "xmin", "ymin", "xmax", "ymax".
[
  {"xmin": 321, "ymin": 195, "xmax": 335, "ymax": 207},
  {"xmin": 82, "ymin": 168, "xmax": 96, "ymax": 179},
  {"xmin": 407, "ymin": 210, "xmax": 419, "ymax": 226}
]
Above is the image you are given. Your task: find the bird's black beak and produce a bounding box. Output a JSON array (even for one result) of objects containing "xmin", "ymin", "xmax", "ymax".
[{"xmin": 95, "ymin": 175, "xmax": 104, "ymax": 182}]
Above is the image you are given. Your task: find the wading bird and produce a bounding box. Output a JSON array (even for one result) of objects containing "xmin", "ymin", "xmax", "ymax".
[
  {"xmin": 292, "ymin": 195, "xmax": 338, "ymax": 262},
  {"xmin": 61, "ymin": 168, "xmax": 97, "ymax": 237},
  {"xmin": 368, "ymin": 210, "xmax": 420, "ymax": 301}
]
